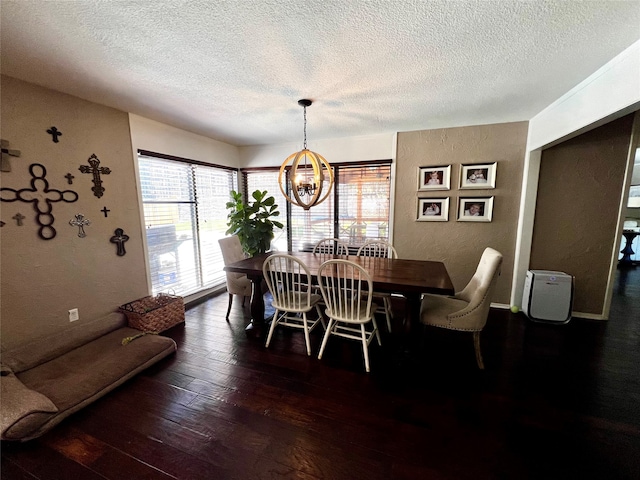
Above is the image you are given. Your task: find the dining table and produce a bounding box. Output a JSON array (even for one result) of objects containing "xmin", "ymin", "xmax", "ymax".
[{"xmin": 224, "ymin": 251, "xmax": 455, "ymax": 337}]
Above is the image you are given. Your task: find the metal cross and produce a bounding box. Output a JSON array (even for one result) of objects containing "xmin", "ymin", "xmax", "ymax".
[
  {"xmin": 69, "ymin": 214, "xmax": 91, "ymax": 238},
  {"xmin": 12, "ymin": 213, "xmax": 25, "ymax": 226},
  {"xmin": 101, "ymin": 206, "xmax": 110, "ymax": 217},
  {"xmin": 110, "ymin": 228, "xmax": 129, "ymax": 256},
  {"xmin": 0, "ymin": 163, "xmax": 78, "ymax": 239},
  {"xmin": 46, "ymin": 127, "xmax": 62, "ymax": 143},
  {"xmin": 1, "ymin": 139, "xmax": 21, "ymax": 172},
  {"xmin": 79, "ymin": 154, "xmax": 111, "ymax": 198},
  {"xmin": 65, "ymin": 173, "xmax": 75, "ymax": 184}
]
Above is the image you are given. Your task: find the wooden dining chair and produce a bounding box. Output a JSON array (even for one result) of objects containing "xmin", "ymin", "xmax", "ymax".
[
  {"xmin": 218, "ymin": 236, "xmax": 251, "ymax": 321},
  {"xmin": 313, "ymin": 238, "xmax": 349, "ymax": 256},
  {"xmin": 357, "ymin": 240, "xmax": 398, "ymax": 332},
  {"xmin": 419, "ymin": 247, "xmax": 503, "ymax": 369},
  {"xmin": 317, "ymin": 259, "xmax": 381, "ymax": 373},
  {"xmin": 263, "ymin": 254, "xmax": 325, "ymax": 356}
]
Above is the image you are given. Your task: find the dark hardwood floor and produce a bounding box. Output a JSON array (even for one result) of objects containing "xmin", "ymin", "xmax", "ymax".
[{"xmin": 3, "ymin": 268, "xmax": 640, "ymax": 479}]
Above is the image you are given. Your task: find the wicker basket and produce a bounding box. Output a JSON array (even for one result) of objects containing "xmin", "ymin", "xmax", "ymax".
[{"xmin": 119, "ymin": 294, "xmax": 185, "ymax": 332}]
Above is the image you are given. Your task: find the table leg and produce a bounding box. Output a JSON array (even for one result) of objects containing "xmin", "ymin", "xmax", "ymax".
[
  {"xmin": 385, "ymin": 292, "xmax": 423, "ymax": 368},
  {"xmin": 245, "ymin": 275, "xmax": 266, "ymax": 337},
  {"xmin": 403, "ymin": 292, "xmax": 422, "ymax": 336}
]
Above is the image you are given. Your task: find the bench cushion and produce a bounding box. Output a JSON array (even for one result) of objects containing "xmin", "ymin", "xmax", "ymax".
[
  {"xmin": 0, "ymin": 370, "xmax": 58, "ymax": 440},
  {"xmin": 1, "ymin": 323, "xmax": 176, "ymax": 441},
  {"xmin": 2, "ymin": 312, "xmax": 127, "ymax": 374}
]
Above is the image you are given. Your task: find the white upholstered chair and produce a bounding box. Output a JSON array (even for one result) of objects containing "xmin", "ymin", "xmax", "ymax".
[
  {"xmin": 313, "ymin": 238, "xmax": 349, "ymax": 256},
  {"xmin": 317, "ymin": 259, "xmax": 381, "ymax": 372},
  {"xmin": 218, "ymin": 236, "xmax": 252, "ymax": 321},
  {"xmin": 263, "ymin": 254, "xmax": 325, "ymax": 356},
  {"xmin": 419, "ymin": 247, "xmax": 503, "ymax": 369},
  {"xmin": 357, "ymin": 240, "xmax": 398, "ymax": 332}
]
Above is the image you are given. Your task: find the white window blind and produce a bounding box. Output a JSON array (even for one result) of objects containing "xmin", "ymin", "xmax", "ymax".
[
  {"xmin": 289, "ymin": 178, "xmax": 335, "ymax": 251},
  {"xmin": 244, "ymin": 170, "xmax": 288, "ymax": 252},
  {"xmin": 244, "ymin": 161, "xmax": 391, "ymax": 253},
  {"xmin": 628, "ymin": 185, "xmax": 640, "ymax": 208},
  {"xmin": 337, "ymin": 164, "xmax": 391, "ymax": 248},
  {"xmin": 138, "ymin": 153, "xmax": 237, "ymax": 296}
]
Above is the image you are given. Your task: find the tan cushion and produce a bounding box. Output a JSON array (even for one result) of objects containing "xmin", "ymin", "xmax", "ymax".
[
  {"xmin": 2, "ymin": 312, "xmax": 126, "ymax": 373},
  {"xmin": 17, "ymin": 327, "xmax": 175, "ymax": 412},
  {"xmin": 1, "ymin": 370, "xmax": 58, "ymax": 440},
  {"xmin": 5, "ymin": 328, "xmax": 176, "ymax": 441}
]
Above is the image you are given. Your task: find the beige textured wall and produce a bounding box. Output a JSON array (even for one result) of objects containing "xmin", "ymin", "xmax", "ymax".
[
  {"xmin": 530, "ymin": 114, "xmax": 634, "ymax": 315},
  {"xmin": 394, "ymin": 122, "xmax": 528, "ymax": 304},
  {"xmin": 1, "ymin": 76, "xmax": 148, "ymax": 349}
]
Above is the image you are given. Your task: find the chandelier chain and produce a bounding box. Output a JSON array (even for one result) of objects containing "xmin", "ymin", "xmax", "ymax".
[{"xmin": 303, "ymin": 105, "xmax": 307, "ymax": 150}]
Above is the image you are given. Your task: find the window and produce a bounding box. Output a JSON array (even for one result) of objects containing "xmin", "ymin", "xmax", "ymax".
[
  {"xmin": 244, "ymin": 169, "xmax": 289, "ymax": 252},
  {"xmin": 629, "ymin": 185, "xmax": 640, "ymax": 208},
  {"xmin": 336, "ymin": 164, "xmax": 391, "ymax": 246},
  {"xmin": 243, "ymin": 161, "xmax": 391, "ymax": 252},
  {"xmin": 138, "ymin": 151, "xmax": 238, "ymax": 296}
]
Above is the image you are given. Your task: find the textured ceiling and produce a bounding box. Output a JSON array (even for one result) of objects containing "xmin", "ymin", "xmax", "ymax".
[{"xmin": 1, "ymin": 0, "xmax": 639, "ymax": 147}]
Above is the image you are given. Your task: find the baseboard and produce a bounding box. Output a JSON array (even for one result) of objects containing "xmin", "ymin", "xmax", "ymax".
[
  {"xmin": 571, "ymin": 312, "xmax": 607, "ymax": 321},
  {"xmin": 185, "ymin": 285, "xmax": 227, "ymax": 309},
  {"xmin": 490, "ymin": 302, "xmax": 606, "ymax": 321},
  {"xmin": 491, "ymin": 302, "xmax": 511, "ymax": 310}
]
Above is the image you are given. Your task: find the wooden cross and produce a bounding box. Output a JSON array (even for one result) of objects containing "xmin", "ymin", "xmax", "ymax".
[
  {"xmin": 101, "ymin": 206, "xmax": 110, "ymax": 217},
  {"xmin": 65, "ymin": 173, "xmax": 75, "ymax": 184},
  {"xmin": 1, "ymin": 139, "xmax": 21, "ymax": 172},
  {"xmin": 79, "ymin": 154, "xmax": 111, "ymax": 198},
  {"xmin": 69, "ymin": 214, "xmax": 91, "ymax": 238},
  {"xmin": 12, "ymin": 213, "xmax": 25, "ymax": 226},
  {"xmin": 110, "ymin": 228, "xmax": 129, "ymax": 256},
  {"xmin": 46, "ymin": 127, "xmax": 62, "ymax": 143},
  {"xmin": 0, "ymin": 163, "xmax": 78, "ymax": 240}
]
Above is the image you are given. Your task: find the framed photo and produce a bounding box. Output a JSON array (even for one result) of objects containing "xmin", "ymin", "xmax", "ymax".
[
  {"xmin": 418, "ymin": 165, "xmax": 451, "ymax": 191},
  {"xmin": 459, "ymin": 162, "xmax": 496, "ymax": 189},
  {"xmin": 457, "ymin": 196, "xmax": 494, "ymax": 222},
  {"xmin": 417, "ymin": 198, "xmax": 449, "ymax": 221}
]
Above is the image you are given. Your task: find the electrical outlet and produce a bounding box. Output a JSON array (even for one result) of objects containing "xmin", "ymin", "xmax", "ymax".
[{"xmin": 68, "ymin": 308, "xmax": 79, "ymax": 322}]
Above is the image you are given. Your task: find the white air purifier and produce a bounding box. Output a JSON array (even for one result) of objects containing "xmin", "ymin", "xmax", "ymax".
[{"xmin": 522, "ymin": 270, "xmax": 573, "ymax": 324}]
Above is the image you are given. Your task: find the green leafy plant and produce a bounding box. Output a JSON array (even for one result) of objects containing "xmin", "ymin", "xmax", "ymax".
[{"xmin": 225, "ymin": 189, "xmax": 284, "ymax": 256}]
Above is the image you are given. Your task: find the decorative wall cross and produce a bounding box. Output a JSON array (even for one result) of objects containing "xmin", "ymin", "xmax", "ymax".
[
  {"xmin": 65, "ymin": 173, "xmax": 75, "ymax": 184},
  {"xmin": 1, "ymin": 139, "xmax": 21, "ymax": 172},
  {"xmin": 101, "ymin": 206, "xmax": 110, "ymax": 217},
  {"xmin": 69, "ymin": 213, "xmax": 90, "ymax": 238},
  {"xmin": 79, "ymin": 154, "xmax": 111, "ymax": 198},
  {"xmin": 0, "ymin": 163, "xmax": 78, "ymax": 240},
  {"xmin": 46, "ymin": 127, "xmax": 62, "ymax": 143},
  {"xmin": 110, "ymin": 228, "xmax": 129, "ymax": 256},
  {"xmin": 12, "ymin": 213, "xmax": 25, "ymax": 226}
]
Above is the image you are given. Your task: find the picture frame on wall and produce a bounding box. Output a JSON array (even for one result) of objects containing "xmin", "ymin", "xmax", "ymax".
[
  {"xmin": 459, "ymin": 162, "xmax": 497, "ymax": 189},
  {"xmin": 457, "ymin": 196, "xmax": 494, "ymax": 222},
  {"xmin": 418, "ymin": 165, "xmax": 451, "ymax": 191},
  {"xmin": 417, "ymin": 198, "xmax": 449, "ymax": 221}
]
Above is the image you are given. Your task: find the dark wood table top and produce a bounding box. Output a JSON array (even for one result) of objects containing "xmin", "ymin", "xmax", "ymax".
[{"xmin": 224, "ymin": 251, "xmax": 455, "ymax": 296}]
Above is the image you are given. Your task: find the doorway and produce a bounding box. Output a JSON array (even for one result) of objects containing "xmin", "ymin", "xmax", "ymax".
[
  {"xmin": 529, "ymin": 114, "xmax": 636, "ymax": 319},
  {"xmin": 611, "ymin": 146, "xmax": 640, "ymax": 314}
]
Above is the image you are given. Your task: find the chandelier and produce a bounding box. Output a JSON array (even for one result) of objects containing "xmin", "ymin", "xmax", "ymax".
[{"xmin": 278, "ymin": 99, "xmax": 334, "ymax": 210}]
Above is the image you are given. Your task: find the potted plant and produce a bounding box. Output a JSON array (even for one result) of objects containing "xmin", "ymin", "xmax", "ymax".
[{"xmin": 225, "ymin": 189, "xmax": 284, "ymax": 256}]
